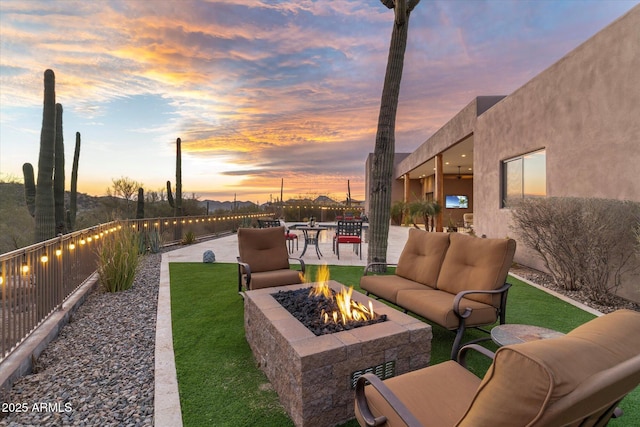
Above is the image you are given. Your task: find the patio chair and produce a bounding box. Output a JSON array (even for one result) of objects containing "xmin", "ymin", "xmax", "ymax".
[
  {"xmin": 355, "ymin": 309, "xmax": 640, "ymax": 427},
  {"xmin": 333, "ymin": 220, "xmax": 363, "ymax": 260},
  {"xmin": 258, "ymin": 219, "xmax": 298, "ymax": 253},
  {"xmin": 237, "ymin": 226, "xmax": 305, "ymax": 292},
  {"xmin": 463, "ymin": 213, "xmax": 473, "ymax": 229}
]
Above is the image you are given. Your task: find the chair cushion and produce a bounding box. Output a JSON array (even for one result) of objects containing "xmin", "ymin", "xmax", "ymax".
[
  {"xmin": 437, "ymin": 233, "xmax": 515, "ymax": 306},
  {"xmin": 395, "ymin": 229, "xmax": 450, "ymax": 288},
  {"xmin": 357, "ymin": 360, "xmax": 481, "ymax": 427},
  {"xmin": 237, "ymin": 227, "xmax": 290, "ymax": 273},
  {"xmin": 336, "ymin": 236, "xmax": 361, "ymax": 244},
  {"xmin": 457, "ymin": 310, "xmax": 640, "ymax": 426},
  {"xmin": 246, "ymin": 269, "xmax": 302, "ymax": 290},
  {"xmin": 360, "ymin": 274, "xmax": 427, "ymax": 304},
  {"xmin": 396, "ymin": 289, "xmax": 497, "ymax": 329}
]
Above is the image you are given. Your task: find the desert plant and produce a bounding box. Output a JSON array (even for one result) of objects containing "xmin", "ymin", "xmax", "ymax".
[
  {"xmin": 137, "ymin": 229, "xmax": 162, "ymax": 254},
  {"xmin": 182, "ymin": 230, "xmax": 196, "ymax": 245},
  {"xmin": 167, "ymin": 137, "xmax": 183, "ymax": 216},
  {"xmin": 390, "ymin": 201, "xmax": 407, "ymax": 226},
  {"xmin": 23, "ymin": 70, "xmax": 81, "ymax": 241},
  {"xmin": 67, "ymin": 132, "xmax": 81, "ymax": 231},
  {"xmin": 408, "ymin": 199, "xmax": 441, "ymax": 231},
  {"xmin": 31, "ymin": 69, "xmax": 57, "ymax": 242},
  {"xmin": 54, "ymin": 103, "xmax": 65, "ymax": 234},
  {"xmin": 97, "ymin": 227, "xmax": 140, "ymax": 292},
  {"xmin": 510, "ymin": 197, "xmax": 640, "ymax": 303},
  {"xmin": 136, "ymin": 187, "xmax": 144, "ymax": 219}
]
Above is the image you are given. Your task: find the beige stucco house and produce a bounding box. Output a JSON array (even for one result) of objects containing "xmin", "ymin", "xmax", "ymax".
[{"xmin": 365, "ymin": 5, "xmax": 640, "ymax": 302}]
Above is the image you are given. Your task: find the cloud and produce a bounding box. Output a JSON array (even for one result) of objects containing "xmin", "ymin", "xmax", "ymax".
[{"xmin": 1, "ymin": 0, "xmax": 637, "ymax": 201}]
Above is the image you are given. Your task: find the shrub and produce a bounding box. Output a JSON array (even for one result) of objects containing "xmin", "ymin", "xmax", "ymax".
[
  {"xmin": 511, "ymin": 197, "xmax": 640, "ymax": 304},
  {"xmin": 182, "ymin": 230, "xmax": 196, "ymax": 245},
  {"xmin": 138, "ymin": 229, "xmax": 162, "ymax": 254},
  {"xmin": 97, "ymin": 227, "xmax": 140, "ymax": 292},
  {"xmin": 390, "ymin": 201, "xmax": 406, "ymax": 226}
]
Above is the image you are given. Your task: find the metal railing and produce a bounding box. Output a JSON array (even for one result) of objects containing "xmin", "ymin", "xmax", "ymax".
[{"xmin": 0, "ymin": 212, "xmax": 262, "ymax": 362}]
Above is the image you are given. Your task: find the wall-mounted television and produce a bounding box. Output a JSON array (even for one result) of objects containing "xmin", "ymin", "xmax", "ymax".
[{"xmin": 445, "ymin": 195, "xmax": 469, "ymax": 209}]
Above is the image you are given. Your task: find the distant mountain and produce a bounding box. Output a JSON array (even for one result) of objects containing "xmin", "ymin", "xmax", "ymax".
[{"xmin": 199, "ymin": 199, "xmax": 257, "ymax": 212}]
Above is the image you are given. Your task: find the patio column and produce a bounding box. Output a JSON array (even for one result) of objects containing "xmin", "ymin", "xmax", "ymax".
[
  {"xmin": 403, "ymin": 173, "xmax": 411, "ymax": 202},
  {"xmin": 403, "ymin": 172, "xmax": 411, "ymax": 224},
  {"xmin": 435, "ymin": 154, "xmax": 444, "ymax": 232}
]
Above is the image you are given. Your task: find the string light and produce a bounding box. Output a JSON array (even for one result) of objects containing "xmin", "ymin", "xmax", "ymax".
[
  {"xmin": 40, "ymin": 253, "xmax": 49, "ymax": 263},
  {"xmin": 69, "ymin": 242, "xmax": 76, "ymax": 250},
  {"xmin": 55, "ymin": 247, "xmax": 62, "ymax": 257},
  {"xmin": 21, "ymin": 254, "xmax": 29, "ymax": 274}
]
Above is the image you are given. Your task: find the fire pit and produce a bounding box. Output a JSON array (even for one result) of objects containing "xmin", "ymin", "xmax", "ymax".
[
  {"xmin": 244, "ymin": 280, "xmax": 432, "ymax": 427},
  {"xmin": 272, "ymin": 282, "xmax": 387, "ymax": 336}
]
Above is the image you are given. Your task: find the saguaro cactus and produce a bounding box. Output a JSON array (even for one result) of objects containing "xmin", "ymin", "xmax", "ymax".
[
  {"xmin": 167, "ymin": 137, "xmax": 183, "ymax": 216},
  {"xmin": 136, "ymin": 187, "xmax": 144, "ymax": 219},
  {"xmin": 67, "ymin": 132, "xmax": 81, "ymax": 231},
  {"xmin": 175, "ymin": 137, "xmax": 182, "ymax": 216},
  {"xmin": 23, "ymin": 163, "xmax": 36, "ymax": 217},
  {"xmin": 34, "ymin": 69, "xmax": 57, "ymax": 243},
  {"xmin": 23, "ymin": 70, "xmax": 81, "ymax": 240},
  {"xmin": 167, "ymin": 180, "xmax": 174, "ymax": 208},
  {"xmin": 54, "ymin": 103, "xmax": 65, "ymax": 234}
]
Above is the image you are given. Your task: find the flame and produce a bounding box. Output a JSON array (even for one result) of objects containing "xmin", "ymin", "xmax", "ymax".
[
  {"xmin": 308, "ymin": 264, "xmax": 331, "ymax": 298},
  {"xmin": 304, "ymin": 264, "xmax": 375, "ymax": 325}
]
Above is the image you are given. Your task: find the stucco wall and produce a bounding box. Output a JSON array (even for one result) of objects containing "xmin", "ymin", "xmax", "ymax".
[{"xmin": 474, "ymin": 6, "xmax": 640, "ymax": 301}]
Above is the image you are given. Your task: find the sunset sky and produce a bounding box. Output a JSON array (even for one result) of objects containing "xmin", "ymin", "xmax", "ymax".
[{"xmin": 1, "ymin": 0, "xmax": 637, "ymax": 204}]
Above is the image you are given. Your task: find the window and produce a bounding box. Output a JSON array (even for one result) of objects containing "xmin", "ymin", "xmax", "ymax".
[{"xmin": 502, "ymin": 149, "xmax": 546, "ymax": 207}]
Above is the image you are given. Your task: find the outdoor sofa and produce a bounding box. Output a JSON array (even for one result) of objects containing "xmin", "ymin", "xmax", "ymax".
[{"xmin": 360, "ymin": 229, "xmax": 516, "ymax": 358}]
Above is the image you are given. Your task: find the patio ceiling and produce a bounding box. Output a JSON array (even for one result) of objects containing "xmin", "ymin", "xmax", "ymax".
[{"xmin": 406, "ymin": 135, "xmax": 474, "ymax": 178}]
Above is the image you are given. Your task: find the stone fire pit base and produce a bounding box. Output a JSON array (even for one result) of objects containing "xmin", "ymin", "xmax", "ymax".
[{"xmin": 244, "ymin": 281, "xmax": 432, "ymax": 427}]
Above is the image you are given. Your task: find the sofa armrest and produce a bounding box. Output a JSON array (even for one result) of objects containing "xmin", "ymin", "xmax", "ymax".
[
  {"xmin": 355, "ymin": 373, "xmax": 422, "ymax": 427},
  {"xmin": 452, "ymin": 283, "xmax": 511, "ymax": 319},
  {"xmin": 363, "ymin": 263, "xmax": 398, "ymax": 276},
  {"xmin": 237, "ymin": 257, "xmax": 252, "ymax": 292},
  {"xmin": 457, "ymin": 344, "xmax": 496, "ymax": 368},
  {"xmin": 288, "ymin": 257, "xmax": 306, "ymax": 274}
]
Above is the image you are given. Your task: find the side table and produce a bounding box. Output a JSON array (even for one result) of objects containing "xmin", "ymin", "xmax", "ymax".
[{"xmin": 491, "ymin": 324, "xmax": 565, "ymax": 347}]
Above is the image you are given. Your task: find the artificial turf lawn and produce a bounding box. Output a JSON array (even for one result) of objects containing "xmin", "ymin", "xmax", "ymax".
[{"xmin": 170, "ymin": 262, "xmax": 638, "ymax": 427}]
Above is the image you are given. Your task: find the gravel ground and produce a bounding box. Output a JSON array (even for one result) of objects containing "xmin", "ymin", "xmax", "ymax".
[
  {"xmin": 0, "ymin": 253, "xmax": 161, "ymax": 427},
  {"xmin": 510, "ymin": 264, "xmax": 640, "ymax": 314}
]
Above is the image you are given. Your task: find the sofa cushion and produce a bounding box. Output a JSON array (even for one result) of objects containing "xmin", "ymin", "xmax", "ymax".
[
  {"xmin": 395, "ymin": 229, "xmax": 450, "ymax": 288},
  {"xmin": 437, "ymin": 233, "xmax": 515, "ymax": 306},
  {"xmin": 238, "ymin": 226, "xmax": 290, "ymax": 273},
  {"xmin": 360, "ymin": 274, "xmax": 427, "ymax": 304},
  {"xmin": 457, "ymin": 310, "xmax": 640, "ymax": 426},
  {"xmin": 357, "ymin": 360, "xmax": 481, "ymax": 427},
  {"xmin": 396, "ymin": 289, "xmax": 498, "ymax": 329}
]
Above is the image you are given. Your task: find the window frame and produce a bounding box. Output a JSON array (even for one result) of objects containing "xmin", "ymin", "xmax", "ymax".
[{"xmin": 501, "ymin": 148, "xmax": 546, "ymax": 208}]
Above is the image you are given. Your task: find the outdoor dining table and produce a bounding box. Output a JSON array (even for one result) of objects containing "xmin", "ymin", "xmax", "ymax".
[{"xmin": 296, "ymin": 226, "xmax": 328, "ymax": 259}]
